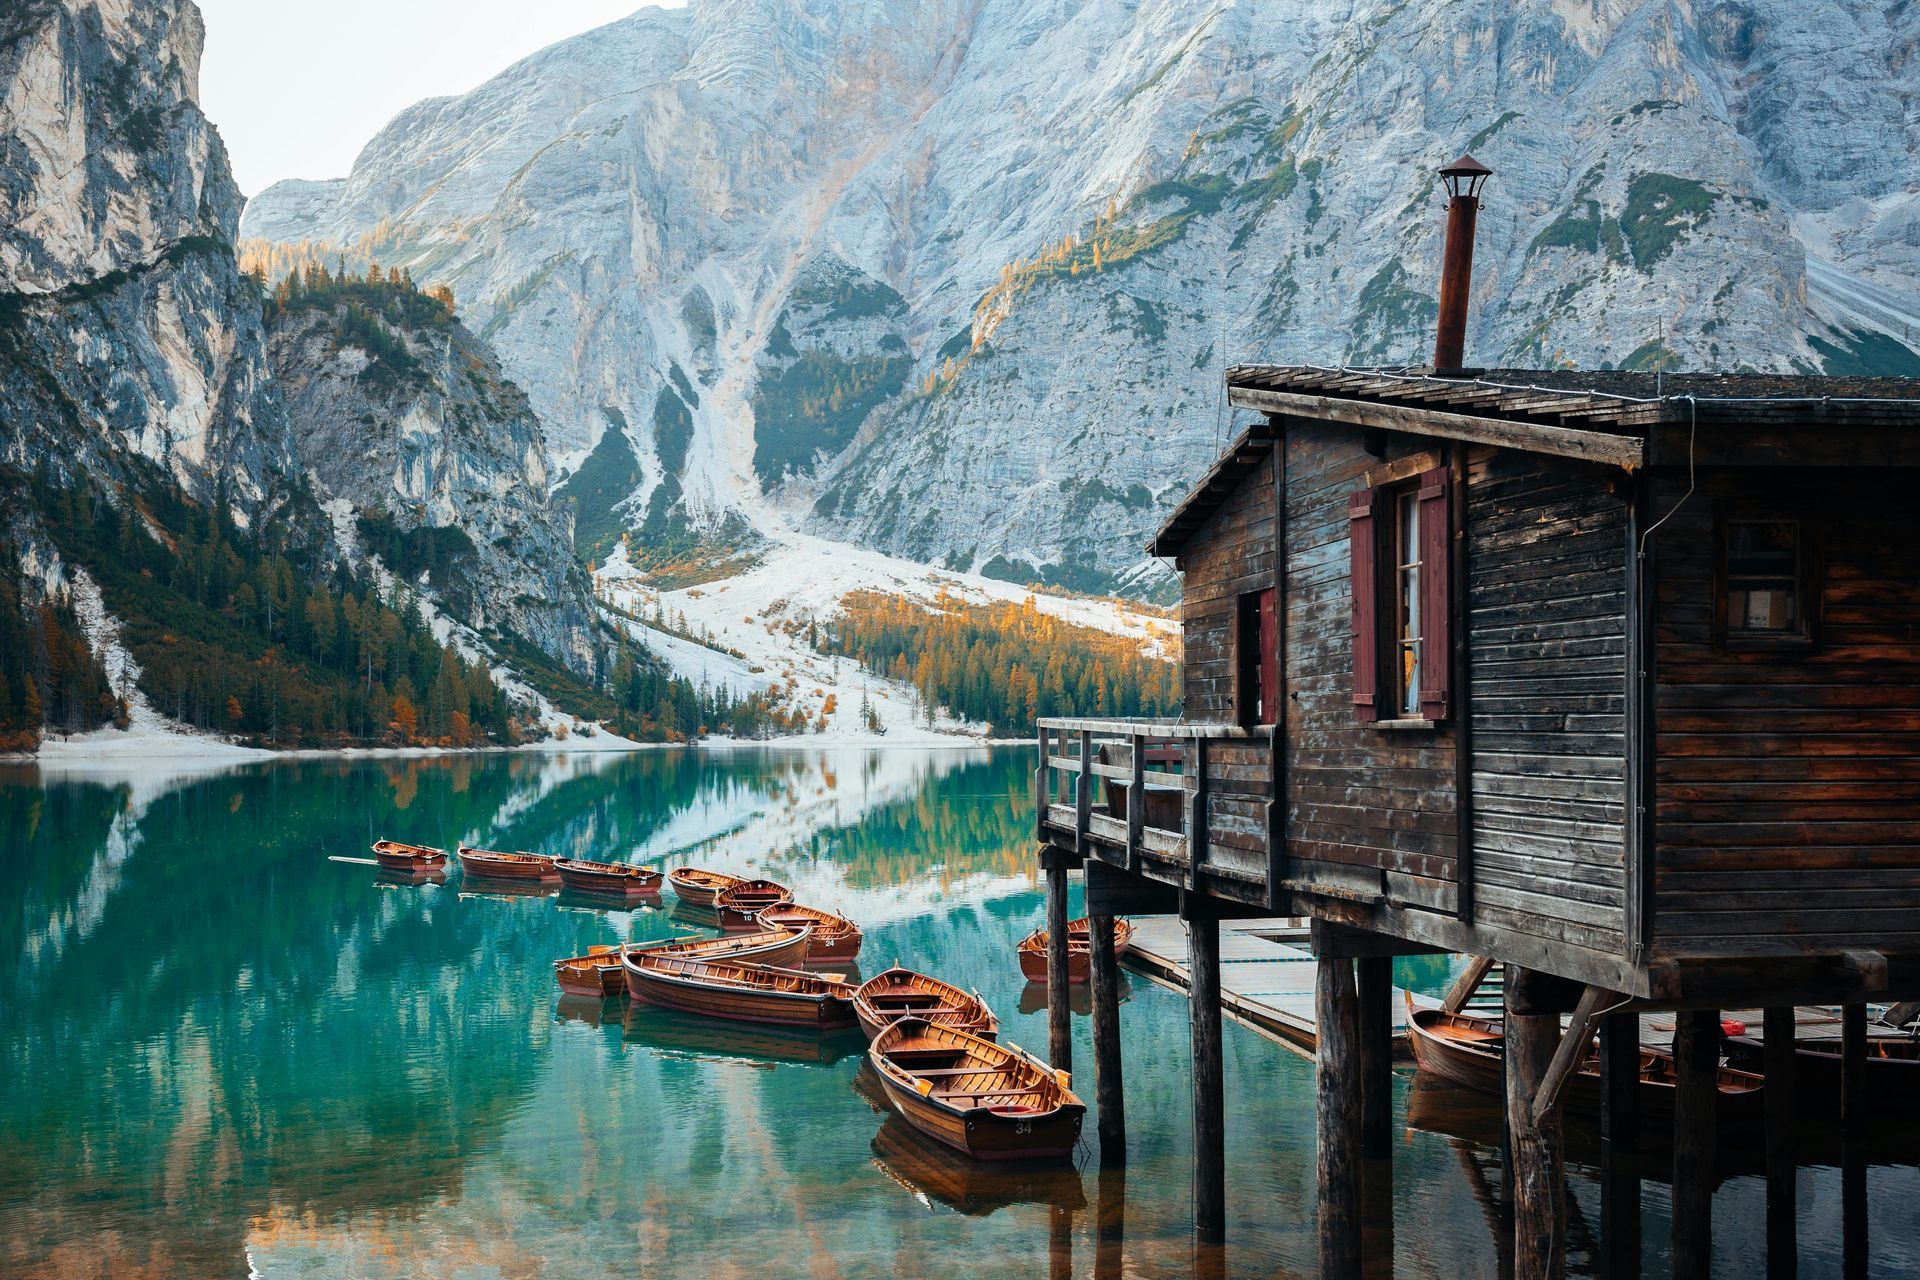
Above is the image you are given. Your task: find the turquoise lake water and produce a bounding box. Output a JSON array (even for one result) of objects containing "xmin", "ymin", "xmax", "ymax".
[{"xmin": 1, "ymin": 746, "xmax": 1910, "ymax": 1277}]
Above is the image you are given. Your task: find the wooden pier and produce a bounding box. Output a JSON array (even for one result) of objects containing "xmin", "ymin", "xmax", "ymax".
[{"xmin": 1120, "ymin": 916, "xmax": 1413, "ymax": 1058}]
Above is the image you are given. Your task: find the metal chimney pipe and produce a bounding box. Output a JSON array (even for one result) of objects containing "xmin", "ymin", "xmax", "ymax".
[{"xmin": 1433, "ymin": 152, "xmax": 1493, "ymax": 375}]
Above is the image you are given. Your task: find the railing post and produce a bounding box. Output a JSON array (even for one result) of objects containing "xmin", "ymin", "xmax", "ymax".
[
  {"xmin": 1127, "ymin": 731, "xmax": 1145, "ymax": 872},
  {"xmin": 1185, "ymin": 736, "xmax": 1210, "ymax": 889},
  {"xmin": 1044, "ymin": 846, "xmax": 1073, "ymax": 1072},
  {"xmin": 1035, "ymin": 725, "xmax": 1049, "ymax": 841},
  {"xmin": 1076, "ymin": 728, "xmax": 1093, "ymax": 858}
]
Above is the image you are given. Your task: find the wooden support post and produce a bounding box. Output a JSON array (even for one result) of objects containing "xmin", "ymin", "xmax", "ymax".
[
  {"xmin": 1599, "ymin": 1141, "xmax": 1641, "ymax": 1280},
  {"xmin": 1599, "ymin": 1012, "xmax": 1640, "ymax": 1148},
  {"xmin": 1076, "ymin": 728, "xmax": 1093, "ymax": 855},
  {"xmin": 1442, "ymin": 953, "xmax": 1494, "ymax": 1014},
  {"xmin": 1044, "ymin": 848, "xmax": 1072, "ymax": 1072},
  {"xmin": 1090, "ymin": 911, "xmax": 1126, "ymax": 1166},
  {"xmin": 1357, "ymin": 954, "xmax": 1393, "ymax": 1159},
  {"xmin": 1842, "ymin": 1129, "xmax": 1868, "ymax": 1280},
  {"xmin": 1763, "ymin": 1006, "xmax": 1796, "ymax": 1279},
  {"xmin": 1095, "ymin": 1166, "xmax": 1126, "ymax": 1278},
  {"xmin": 1187, "ymin": 896, "xmax": 1225, "ymax": 1242},
  {"xmin": 1530, "ymin": 985, "xmax": 1611, "ymax": 1129},
  {"xmin": 1841, "ymin": 1001, "xmax": 1867, "ymax": 1137},
  {"xmin": 1505, "ymin": 968, "xmax": 1565, "ymax": 1280},
  {"xmin": 1185, "ymin": 736, "xmax": 1210, "ymax": 888},
  {"xmin": 1316, "ymin": 954, "xmax": 1362, "ymax": 1275},
  {"xmin": 1034, "ymin": 728, "xmax": 1049, "ymax": 840},
  {"xmin": 1670, "ymin": 1009, "xmax": 1720, "ymax": 1280}
]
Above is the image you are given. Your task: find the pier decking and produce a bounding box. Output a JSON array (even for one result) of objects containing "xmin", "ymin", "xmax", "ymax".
[{"xmin": 1120, "ymin": 917, "xmax": 1413, "ymax": 1058}]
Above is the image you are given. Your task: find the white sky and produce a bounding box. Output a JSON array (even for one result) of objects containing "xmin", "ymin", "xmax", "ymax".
[{"xmin": 196, "ymin": 1, "xmax": 685, "ymax": 197}]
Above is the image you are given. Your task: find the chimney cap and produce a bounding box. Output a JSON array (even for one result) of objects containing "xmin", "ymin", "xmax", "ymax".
[{"xmin": 1438, "ymin": 151, "xmax": 1493, "ymax": 199}]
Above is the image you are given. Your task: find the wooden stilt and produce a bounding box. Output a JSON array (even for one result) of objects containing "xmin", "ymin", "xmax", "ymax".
[
  {"xmin": 1048, "ymin": 1200, "xmax": 1073, "ymax": 1280},
  {"xmin": 1188, "ymin": 897, "xmax": 1225, "ymax": 1242},
  {"xmin": 1504, "ymin": 967, "xmax": 1565, "ymax": 1280},
  {"xmin": 1841, "ymin": 1130, "xmax": 1868, "ymax": 1280},
  {"xmin": 1763, "ymin": 1006, "xmax": 1796, "ymax": 1279},
  {"xmin": 1316, "ymin": 954, "xmax": 1361, "ymax": 1275},
  {"xmin": 1357, "ymin": 954, "xmax": 1393, "ymax": 1160},
  {"xmin": 1840, "ymin": 1001, "xmax": 1867, "ymax": 1137},
  {"xmin": 1598, "ymin": 1012, "xmax": 1639, "ymax": 1148},
  {"xmin": 1043, "ymin": 849, "xmax": 1072, "ymax": 1072},
  {"xmin": 1670, "ymin": 1009, "xmax": 1719, "ymax": 1280},
  {"xmin": 1095, "ymin": 1166, "xmax": 1126, "ymax": 1279},
  {"xmin": 1090, "ymin": 911, "xmax": 1126, "ymax": 1165},
  {"xmin": 1599, "ymin": 1142, "xmax": 1641, "ymax": 1280}
]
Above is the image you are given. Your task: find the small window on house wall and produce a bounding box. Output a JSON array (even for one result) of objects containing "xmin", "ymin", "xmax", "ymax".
[
  {"xmin": 1720, "ymin": 516, "xmax": 1816, "ymax": 647},
  {"xmin": 1236, "ymin": 588, "xmax": 1278, "ymax": 727},
  {"xmin": 1349, "ymin": 468, "xmax": 1452, "ymax": 724}
]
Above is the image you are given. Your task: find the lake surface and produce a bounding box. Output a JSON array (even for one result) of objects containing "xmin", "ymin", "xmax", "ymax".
[{"xmin": 1, "ymin": 746, "xmax": 1911, "ymax": 1278}]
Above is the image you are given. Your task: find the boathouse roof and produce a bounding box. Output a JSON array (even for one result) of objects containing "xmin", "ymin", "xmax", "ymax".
[{"xmin": 1149, "ymin": 363, "xmax": 1920, "ymax": 557}]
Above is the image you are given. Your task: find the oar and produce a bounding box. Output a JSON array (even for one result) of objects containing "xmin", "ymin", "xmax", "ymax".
[{"xmin": 328, "ymin": 855, "xmax": 380, "ymax": 867}]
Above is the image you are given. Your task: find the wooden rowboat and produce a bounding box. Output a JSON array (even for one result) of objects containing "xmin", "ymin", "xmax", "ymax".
[
  {"xmin": 869, "ymin": 1018, "xmax": 1084, "ymax": 1161},
  {"xmin": 758, "ymin": 903, "xmax": 862, "ymax": 961},
  {"xmin": 1405, "ymin": 994, "xmax": 1763, "ymax": 1125},
  {"xmin": 667, "ymin": 866, "xmax": 745, "ymax": 907},
  {"xmin": 714, "ymin": 878, "xmax": 793, "ymax": 930},
  {"xmin": 1725, "ymin": 1030, "xmax": 1920, "ymax": 1111},
  {"xmin": 457, "ymin": 845, "xmax": 560, "ymax": 882},
  {"xmin": 620, "ymin": 926, "xmax": 814, "ymax": 987},
  {"xmin": 854, "ymin": 966, "xmax": 999, "ymax": 1042},
  {"xmin": 623, "ymin": 953, "xmax": 856, "ymax": 1027},
  {"xmin": 1016, "ymin": 918, "xmax": 1135, "ymax": 984},
  {"xmin": 553, "ymin": 857, "xmax": 662, "ymax": 898},
  {"xmin": 372, "ymin": 839, "xmax": 447, "ymax": 872},
  {"xmin": 554, "ymin": 943, "xmax": 631, "ymax": 998}
]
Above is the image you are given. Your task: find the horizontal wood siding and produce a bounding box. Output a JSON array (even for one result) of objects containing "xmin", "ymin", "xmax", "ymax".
[
  {"xmin": 1652, "ymin": 470, "xmax": 1920, "ymax": 956},
  {"xmin": 1467, "ymin": 449, "xmax": 1630, "ymax": 954},
  {"xmin": 1282, "ymin": 423, "xmax": 1457, "ymax": 911},
  {"xmin": 1178, "ymin": 449, "xmax": 1275, "ymax": 724}
]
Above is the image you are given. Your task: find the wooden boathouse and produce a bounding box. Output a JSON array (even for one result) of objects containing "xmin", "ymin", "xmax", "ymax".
[{"xmin": 1035, "ymin": 156, "xmax": 1920, "ymax": 1276}]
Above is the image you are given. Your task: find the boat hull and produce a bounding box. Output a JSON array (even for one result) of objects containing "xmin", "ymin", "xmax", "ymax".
[
  {"xmin": 554, "ymin": 947, "xmax": 629, "ymax": 997},
  {"xmin": 620, "ymin": 928, "xmax": 812, "ymax": 991},
  {"xmin": 555, "ymin": 860, "xmax": 661, "ymax": 899},
  {"xmin": 874, "ymin": 1062, "xmax": 1082, "ymax": 1161},
  {"xmin": 758, "ymin": 906, "xmax": 863, "ymax": 962},
  {"xmin": 458, "ymin": 847, "xmax": 560, "ymax": 882},
  {"xmin": 372, "ymin": 840, "xmax": 447, "ymax": 872},
  {"xmin": 1405, "ymin": 997, "xmax": 1763, "ymax": 1127},
  {"xmin": 717, "ymin": 897, "xmax": 790, "ymax": 930},
  {"xmin": 1016, "ymin": 920, "xmax": 1132, "ymax": 985},
  {"xmin": 667, "ymin": 868, "xmax": 743, "ymax": 908},
  {"xmin": 624, "ymin": 958, "xmax": 855, "ymax": 1028},
  {"xmin": 854, "ymin": 968, "xmax": 998, "ymax": 1042},
  {"xmin": 1725, "ymin": 1033, "xmax": 1920, "ymax": 1111}
]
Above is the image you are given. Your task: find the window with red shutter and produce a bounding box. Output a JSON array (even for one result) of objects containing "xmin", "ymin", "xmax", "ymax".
[
  {"xmin": 1235, "ymin": 587, "xmax": 1279, "ymax": 726},
  {"xmin": 1348, "ymin": 488, "xmax": 1380, "ymax": 722},
  {"xmin": 1351, "ymin": 470, "xmax": 1452, "ymax": 725},
  {"xmin": 1417, "ymin": 467, "xmax": 1452, "ymax": 720}
]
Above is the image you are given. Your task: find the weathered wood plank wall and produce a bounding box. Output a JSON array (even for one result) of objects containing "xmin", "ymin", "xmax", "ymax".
[
  {"xmin": 1652, "ymin": 470, "xmax": 1920, "ymax": 955},
  {"xmin": 1281, "ymin": 421, "xmax": 1458, "ymax": 911},
  {"xmin": 1467, "ymin": 449, "xmax": 1631, "ymax": 955}
]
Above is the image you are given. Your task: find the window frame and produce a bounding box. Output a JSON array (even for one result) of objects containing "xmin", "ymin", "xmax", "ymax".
[
  {"xmin": 1349, "ymin": 462, "xmax": 1453, "ymax": 727},
  {"xmin": 1235, "ymin": 587, "xmax": 1278, "ymax": 728},
  {"xmin": 1712, "ymin": 501, "xmax": 1822, "ymax": 653}
]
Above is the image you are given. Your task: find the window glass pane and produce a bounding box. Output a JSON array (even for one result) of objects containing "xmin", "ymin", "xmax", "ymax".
[
  {"xmin": 1726, "ymin": 520, "xmax": 1801, "ymax": 635},
  {"xmin": 1397, "ymin": 492, "xmax": 1421, "ymax": 716}
]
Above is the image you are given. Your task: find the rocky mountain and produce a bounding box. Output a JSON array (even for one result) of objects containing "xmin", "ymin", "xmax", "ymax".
[
  {"xmin": 240, "ymin": 0, "xmax": 1920, "ymax": 598},
  {"xmin": 1, "ymin": 0, "xmax": 594, "ymax": 687},
  {"xmin": 263, "ymin": 275, "xmax": 594, "ymax": 669}
]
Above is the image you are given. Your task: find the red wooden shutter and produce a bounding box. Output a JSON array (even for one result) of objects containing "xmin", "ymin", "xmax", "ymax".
[
  {"xmin": 1348, "ymin": 487, "xmax": 1380, "ymax": 722},
  {"xmin": 1257, "ymin": 587, "xmax": 1278, "ymax": 723},
  {"xmin": 1417, "ymin": 466, "xmax": 1452, "ymax": 721}
]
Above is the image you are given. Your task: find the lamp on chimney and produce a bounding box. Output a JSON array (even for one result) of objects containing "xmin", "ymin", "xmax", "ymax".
[{"xmin": 1433, "ymin": 152, "xmax": 1493, "ymax": 376}]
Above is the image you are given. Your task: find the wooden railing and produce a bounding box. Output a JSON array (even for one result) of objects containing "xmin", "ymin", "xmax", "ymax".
[{"xmin": 1035, "ymin": 716, "xmax": 1273, "ymax": 896}]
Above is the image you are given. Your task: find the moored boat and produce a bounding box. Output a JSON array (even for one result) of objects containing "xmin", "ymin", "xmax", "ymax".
[
  {"xmin": 372, "ymin": 839, "xmax": 447, "ymax": 872},
  {"xmin": 1725, "ymin": 1029, "xmax": 1920, "ymax": 1111},
  {"xmin": 1405, "ymin": 994, "xmax": 1763, "ymax": 1125},
  {"xmin": 854, "ymin": 966, "xmax": 999, "ymax": 1042},
  {"xmin": 553, "ymin": 857, "xmax": 662, "ymax": 898},
  {"xmin": 1016, "ymin": 917, "xmax": 1135, "ymax": 984},
  {"xmin": 554, "ymin": 944, "xmax": 631, "ymax": 998},
  {"xmin": 666, "ymin": 866, "xmax": 745, "ymax": 907},
  {"xmin": 457, "ymin": 845, "xmax": 560, "ymax": 881},
  {"xmin": 620, "ymin": 926, "xmax": 813, "ymax": 987},
  {"xmin": 713, "ymin": 878, "xmax": 792, "ymax": 930},
  {"xmin": 758, "ymin": 903, "xmax": 862, "ymax": 961},
  {"xmin": 623, "ymin": 953, "xmax": 856, "ymax": 1027},
  {"xmin": 869, "ymin": 1018, "xmax": 1084, "ymax": 1161}
]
